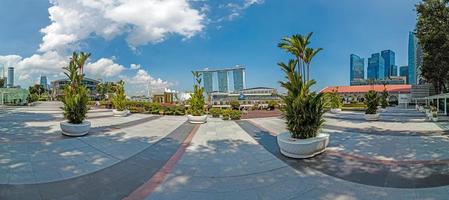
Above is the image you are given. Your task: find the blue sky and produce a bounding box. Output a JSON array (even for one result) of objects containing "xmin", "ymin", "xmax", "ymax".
[{"xmin": 0, "ymin": 0, "xmax": 420, "ymax": 94}]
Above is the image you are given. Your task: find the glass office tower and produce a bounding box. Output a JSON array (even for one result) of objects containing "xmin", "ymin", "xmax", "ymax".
[
  {"xmin": 391, "ymin": 65, "xmax": 398, "ymax": 76},
  {"xmin": 381, "ymin": 50, "xmax": 395, "ymax": 78},
  {"xmin": 217, "ymin": 71, "xmax": 229, "ymax": 92},
  {"xmin": 408, "ymin": 32, "xmax": 423, "ymax": 85},
  {"xmin": 233, "ymin": 68, "xmax": 245, "ymax": 91},
  {"xmin": 367, "ymin": 53, "xmax": 385, "ymax": 80},
  {"xmin": 202, "ymin": 71, "xmax": 213, "ymax": 93},
  {"xmin": 350, "ymin": 54, "xmax": 365, "ymax": 85},
  {"xmin": 399, "ymin": 65, "xmax": 409, "ymax": 84}
]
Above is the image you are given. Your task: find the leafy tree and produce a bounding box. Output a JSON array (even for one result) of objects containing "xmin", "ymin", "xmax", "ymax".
[
  {"xmin": 279, "ymin": 59, "xmax": 325, "ymax": 139},
  {"xmin": 364, "ymin": 90, "xmax": 379, "ymax": 114},
  {"xmin": 416, "ymin": 0, "xmax": 449, "ymax": 93},
  {"xmin": 278, "ymin": 32, "xmax": 322, "ymax": 82},
  {"xmin": 267, "ymin": 100, "xmax": 278, "ymax": 110},
  {"xmin": 62, "ymin": 52, "xmax": 90, "ymax": 124},
  {"xmin": 328, "ymin": 88, "xmax": 342, "ymax": 109},
  {"xmin": 380, "ymin": 88, "xmax": 389, "ymax": 109},
  {"xmin": 187, "ymin": 71, "xmax": 205, "ymax": 116},
  {"xmin": 112, "ymin": 80, "xmax": 127, "ymax": 111},
  {"xmin": 0, "ymin": 78, "xmax": 5, "ymax": 88},
  {"xmin": 230, "ymin": 100, "xmax": 240, "ymax": 110}
]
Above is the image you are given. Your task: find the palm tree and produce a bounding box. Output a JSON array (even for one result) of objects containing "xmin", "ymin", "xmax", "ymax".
[
  {"xmin": 278, "ymin": 33, "xmax": 313, "ymax": 81},
  {"xmin": 303, "ymin": 47, "xmax": 323, "ymax": 81}
]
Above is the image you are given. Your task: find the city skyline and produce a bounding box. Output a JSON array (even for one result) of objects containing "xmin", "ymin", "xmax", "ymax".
[{"xmin": 0, "ymin": 0, "xmax": 420, "ymax": 95}]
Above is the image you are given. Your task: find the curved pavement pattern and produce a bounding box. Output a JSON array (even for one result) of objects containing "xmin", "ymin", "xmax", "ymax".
[{"xmin": 2, "ymin": 103, "xmax": 449, "ymax": 199}]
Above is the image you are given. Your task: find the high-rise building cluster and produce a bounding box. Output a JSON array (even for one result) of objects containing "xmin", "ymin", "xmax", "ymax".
[
  {"xmin": 196, "ymin": 66, "xmax": 246, "ymax": 94},
  {"xmin": 0, "ymin": 65, "xmax": 15, "ymax": 88},
  {"xmin": 350, "ymin": 32, "xmax": 423, "ymax": 86}
]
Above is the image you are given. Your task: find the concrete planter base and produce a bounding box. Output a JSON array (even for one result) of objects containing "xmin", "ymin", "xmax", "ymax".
[
  {"xmin": 277, "ymin": 132, "xmax": 329, "ymax": 159},
  {"xmin": 330, "ymin": 108, "xmax": 341, "ymax": 114},
  {"xmin": 113, "ymin": 109, "xmax": 129, "ymax": 117},
  {"xmin": 60, "ymin": 121, "xmax": 91, "ymax": 137},
  {"xmin": 364, "ymin": 113, "xmax": 380, "ymax": 121},
  {"xmin": 187, "ymin": 115, "xmax": 207, "ymax": 124}
]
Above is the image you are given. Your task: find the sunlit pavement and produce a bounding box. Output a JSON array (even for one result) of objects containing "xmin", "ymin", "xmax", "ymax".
[{"xmin": 1, "ymin": 103, "xmax": 449, "ymax": 199}]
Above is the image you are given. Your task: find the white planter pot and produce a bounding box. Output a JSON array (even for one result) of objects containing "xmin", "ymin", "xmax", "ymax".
[
  {"xmin": 277, "ymin": 132, "xmax": 329, "ymax": 159},
  {"xmin": 113, "ymin": 109, "xmax": 129, "ymax": 117},
  {"xmin": 330, "ymin": 108, "xmax": 341, "ymax": 113},
  {"xmin": 364, "ymin": 113, "xmax": 380, "ymax": 121},
  {"xmin": 432, "ymin": 117, "xmax": 438, "ymax": 122},
  {"xmin": 187, "ymin": 115, "xmax": 207, "ymax": 124},
  {"xmin": 60, "ymin": 121, "xmax": 91, "ymax": 137}
]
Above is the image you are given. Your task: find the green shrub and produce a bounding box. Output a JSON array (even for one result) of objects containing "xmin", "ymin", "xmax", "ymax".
[
  {"xmin": 230, "ymin": 100, "xmax": 240, "ymax": 110},
  {"xmin": 230, "ymin": 110, "xmax": 241, "ymax": 120},
  {"xmin": 327, "ymin": 89, "xmax": 342, "ymax": 109},
  {"xmin": 268, "ymin": 100, "xmax": 278, "ymax": 110},
  {"xmin": 209, "ymin": 108, "xmax": 221, "ymax": 117},
  {"xmin": 222, "ymin": 109, "xmax": 231, "ymax": 120},
  {"xmin": 279, "ymin": 59, "xmax": 325, "ymax": 139},
  {"xmin": 380, "ymin": 89, "xmax": 389, "ymax": 109},
  {"xmin": 27, "ymin": 93, "xmax": 39, "ymax": 103},
  {"xmin": 61, "ymin": 52, "xmax": 90, "ymax": 124},
  {"xmin": 364, "ymin": 90, "xmax": 379, "ymax": 114},
  {"xmin": 112, "ymin": 80, "xmax": 127, "ymax": 111},
  {"xmin": 187, "ymin": 71, "xmax": 205, "ymax": 116}
]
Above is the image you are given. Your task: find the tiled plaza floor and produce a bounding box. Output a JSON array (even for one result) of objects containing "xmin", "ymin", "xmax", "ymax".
[{"xmin": 1, "ymin": 103, "xmax": 449, "ymax": 199}]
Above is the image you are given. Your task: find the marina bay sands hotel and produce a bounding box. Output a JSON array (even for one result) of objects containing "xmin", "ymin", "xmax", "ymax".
[{"xmin": 196, "ymin": 66, "xmax": 246, "ymax": 94}]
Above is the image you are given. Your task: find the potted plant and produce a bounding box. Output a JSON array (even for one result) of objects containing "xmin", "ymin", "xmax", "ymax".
[
  {"xmin": 379, "ymin": 88, "xmax": 388, "ymax": 112},
  {"xmin": 276, "ymin": 59, "xmax": 328, "ymax": 159},
  {"xmin": 209, "ymin": 108, "xmax": 221, "ymax": 118},
  {"xmin": 431, "ymin": 106, "xmax": 438, "ymax": 121},
  {"xmin": 60, "ymin": 52, "xmax": 91, "ymax": 136},
  {"xmin": 328, "ymin": 88, "xmax": 342, "ymax": 113},
  {"xmin": 230, "ymin": 110, "xmax": 242, "ymax": 120},
  {"xmin": 112, "ymin": 80, "xmax": 129, "ymax": 117},
  {"xmin": 221, "ymin": 109, "xmax": 231, "ymax": 120},
  {"xmin": 187, "ymin": 71, "xmax": 207, "ymax": 123},
  {"xmin": 364, "ymin": 90, "xmax": 380, "ymax": 120}
]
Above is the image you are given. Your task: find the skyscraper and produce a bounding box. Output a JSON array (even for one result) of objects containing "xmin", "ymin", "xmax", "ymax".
[
  {"xmin": 233, "ymin": 67, "xmax": 245, "ymax": 91},
  {"xmin": 202, "ymin": 71, "xmax": 213, "ymax": 93},
  {"xmin": 7, "ymin": 67, "xmax": 14, "ymax": 88},
  {"xmin": 217, "ymin": 71, "xmax": 228, "ymax": 92},
  {"xmin": 399, "ymin": 65, "xmax": 409, "ymax": 84},
  {"xmin": 40, "ymin": 75, "xmax": 48, "ymax": 89},
  {"xmin": 367, "ymin": 53, "xmax": 385, "ymax": 80},
  {"xmin": 350, "ymin": 54, "xmax": 364, "ymax": 85},
  {"xmin": 198, "ymin": 66, "xmax": 245, "ymax": 94},
  {"xmin": 391, "ymin": 65, "xmax": 398, "ymax": 76},
  {"xmin": 381, "ymin": 50, "xmax": 395, "ymax": 78},
  {"xmin": 408, "ymin": 32, "xmax": 423, "ymax": 85}
]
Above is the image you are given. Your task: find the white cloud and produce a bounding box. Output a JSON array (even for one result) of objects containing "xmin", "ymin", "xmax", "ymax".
[
  {"xmin": 130, "ymin": 64, "xmax": 141, "ymax": 70},
  {"xmin": 85, "ymin": 58, "xmax": 125, "ymax": 77},
  {"xmin": 0, "ymin": 0, "xmax": 263, "ymax": 95},
  {"xmin": 221, "ymin": 0, "xmax": 264, "ymax": 21},
  {"xmin": 40, "ymin": 0, "xmax": 205, "ymax": 52},
  {"xmin": 120, "ymin": 69, "xmax": 172, "ymax": 95}
]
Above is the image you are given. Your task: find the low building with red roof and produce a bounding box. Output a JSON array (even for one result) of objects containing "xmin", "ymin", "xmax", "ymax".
[{"xmin": 320, "ymin": 84, "xmax": 411, "ymax": 103}]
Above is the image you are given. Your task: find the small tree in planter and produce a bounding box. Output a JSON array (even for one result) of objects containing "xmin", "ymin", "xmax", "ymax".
[
  {"xmin": 364, "ymin": 90, "xmax": 380, "ymax": 120},
  {"xmin": 112, "ymin": 80, "xmax": 129, "ymax": 117},
  {"xmin": 209, "ymin": 108, "xmax": 221, "ymax": 118},
  {"xmin": 230, "ymin": 100, "xmax": 240, "ymax": 110},
  {"xmin": 276, "ymin": 59, "xmax": 328, "ymax": 158},
  {"xmin": 380, "ymin": 88, "xmax": 389, "ymax": 110},
  {"xmin": 60, "ymin": 52, "xmax": 91, "ymax": 136},
  {"xmin": 187, "ymin": 71, "xmax": 207, "ymax": 123},
  {"xmin": 431, "ymin": 106, "xmax": 438, "ymax": 121},
  {"xmin": 328, "ymin": 88, "xmax": 342, "ymax": 113},
  {"xmin": 268, "ymin": 100, "xmax": 278, "ymax": 110}
]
